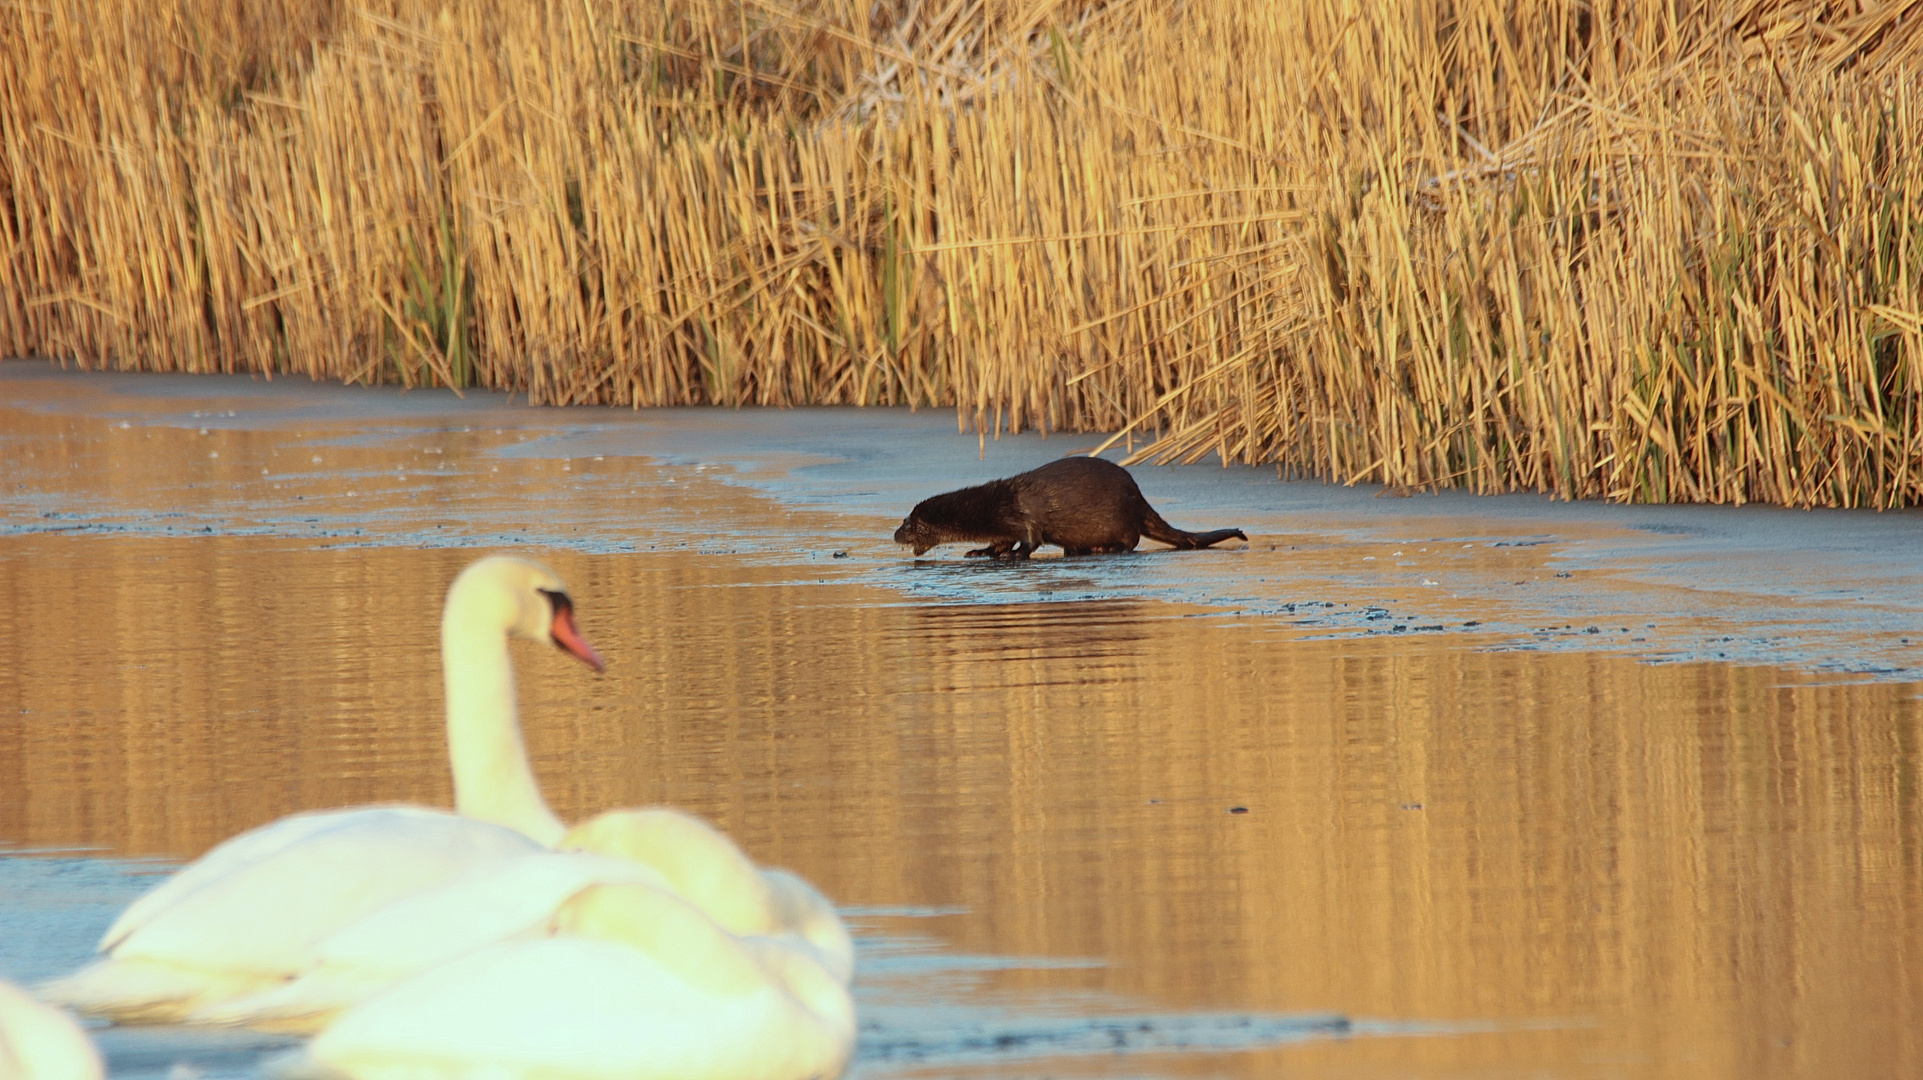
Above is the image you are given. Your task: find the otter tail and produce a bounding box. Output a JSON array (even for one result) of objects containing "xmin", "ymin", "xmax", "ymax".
[{"xmin": 1140, "ymin": 508, "xmax": 1247, "ymax": 550}]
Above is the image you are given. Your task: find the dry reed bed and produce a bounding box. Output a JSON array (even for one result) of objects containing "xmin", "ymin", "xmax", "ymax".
[{"xmin": 2, "ymin": 0, "xmax": 1920, "ymax": 506}]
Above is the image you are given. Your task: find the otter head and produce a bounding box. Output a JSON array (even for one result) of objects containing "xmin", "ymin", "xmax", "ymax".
[{"xmin": 893, "ymin": 511, "xmax": 943, "ymax": 555}]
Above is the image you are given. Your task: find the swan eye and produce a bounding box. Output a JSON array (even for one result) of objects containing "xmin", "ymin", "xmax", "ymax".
[{"xmin": 536, "ymin": 588, "xmax": 572, "ymax": 617}]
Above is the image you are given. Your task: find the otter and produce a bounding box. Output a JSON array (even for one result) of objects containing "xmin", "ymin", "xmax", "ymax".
[{"xmin": 893, "ymin": 456, "xmax": 1248, "ymax": 559}]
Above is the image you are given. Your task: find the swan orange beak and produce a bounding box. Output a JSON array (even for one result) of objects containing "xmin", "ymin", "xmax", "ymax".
[{"xmin": 544, "ymin": 593, "xmax": 606, "ymax": 672}]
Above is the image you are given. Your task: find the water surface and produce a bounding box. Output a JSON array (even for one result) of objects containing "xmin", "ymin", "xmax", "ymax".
[{"xmin": 1, "ymin": 365, "xmax": 1919, "ymax": 1079}]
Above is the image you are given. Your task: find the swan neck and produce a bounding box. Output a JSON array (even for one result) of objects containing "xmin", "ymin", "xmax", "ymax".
[{"xmin": 442, "ymin": 621, "xmax": 565, "ymax": 846}]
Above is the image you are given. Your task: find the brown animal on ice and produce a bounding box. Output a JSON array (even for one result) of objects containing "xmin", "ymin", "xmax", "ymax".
[{"xmin": 892, "ymin": 456, "xmax": 1248, "ymax": 559}]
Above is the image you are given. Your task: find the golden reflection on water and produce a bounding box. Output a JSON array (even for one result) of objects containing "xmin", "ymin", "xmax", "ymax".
[{"xmin": 2, "ymin": 536, "xmax": 1919, "ymax": 1079}]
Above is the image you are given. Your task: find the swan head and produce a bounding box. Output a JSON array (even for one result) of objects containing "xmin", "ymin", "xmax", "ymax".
[
  {"xmin": 550, "ymin": 883, "xmax": 770, "ymax": 997},
  {"xmin": 559, "ymin": 808, "xmax": 775, "ymax": 936},
  {"xmin": 763, "ymin": 868, "xmax": 856, "ymax": 985},
  {"xmin": 738, "ymin": 935, "xmax": 857, "ymax": 1054},
  {"xmin": 444, "ymin": 556, "xmax": 605, "ymax": 672}
]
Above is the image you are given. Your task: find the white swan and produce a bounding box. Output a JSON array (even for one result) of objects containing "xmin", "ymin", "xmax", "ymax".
[
  {"xmin": 45, "ymin": 555, "xmax": 850, "ymax": 1037},
  {"xmin": 281, "ymin": 882, "xmax": 855, "ymax": 1080},
  {"xmin": 0, "ymin": 981, "xmax": 103, "ymax": 1080},
  {"xmin": 39, "ymin": 556, "xmax": 605, "ymax": 1022}
]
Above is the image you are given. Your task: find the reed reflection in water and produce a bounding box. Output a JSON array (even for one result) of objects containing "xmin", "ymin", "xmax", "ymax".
[{"xmin": 1, "ymin": 535, "xmax": 1918, "ymax": 1079}]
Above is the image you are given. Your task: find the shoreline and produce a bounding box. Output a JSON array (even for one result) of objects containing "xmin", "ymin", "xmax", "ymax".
[{"xmin": 5, "ymin": 359, "xmax": 1918, "ymax": 684}]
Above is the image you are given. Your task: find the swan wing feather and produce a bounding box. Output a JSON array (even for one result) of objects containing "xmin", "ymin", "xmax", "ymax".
[
  {"xmin": 193, "ymin": 852, "xmax": 668, "ymax": 1029},
  {"xmin": 113, "ymin": 808, "xmax": 540, "ymax": 972},
  {"xmin": 99, "ymin": 806, "xmax": 382, "ymax": 951}
]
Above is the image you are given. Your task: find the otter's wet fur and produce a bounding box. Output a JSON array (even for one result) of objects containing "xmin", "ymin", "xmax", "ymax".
[{"xmin": 893, "ymin": 457, "xmax": 1247, "ymax": 559}]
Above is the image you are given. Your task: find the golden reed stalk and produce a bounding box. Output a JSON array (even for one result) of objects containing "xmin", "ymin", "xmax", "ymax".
[{"xmin": 3, "ymin": 1, "xmax": 1919, "ymax": 506}]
